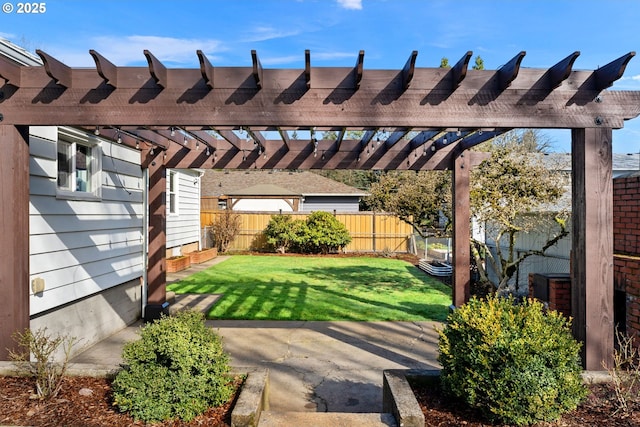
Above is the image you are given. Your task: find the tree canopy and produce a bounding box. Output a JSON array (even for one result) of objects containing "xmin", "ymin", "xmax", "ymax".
[
  {"xmin": 362, "ymin": 129, "xmax": 568, "ymax": 295},
  {"xmin": 364, "ymin": 170, "xmax": 451, "ymax": 238}
]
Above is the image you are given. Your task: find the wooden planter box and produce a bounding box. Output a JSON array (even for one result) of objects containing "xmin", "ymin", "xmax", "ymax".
[
  {"xmin": 166, "ymin": 255, "xmax": 191, "ymax": 273},
  {"xmin": 188, "ymin": 248, "xmax": 218, "ymax": 264}
]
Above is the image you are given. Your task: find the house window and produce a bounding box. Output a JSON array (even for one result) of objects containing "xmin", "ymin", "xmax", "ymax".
[
  {"xmin": 169, "ymin": 171, "xmax": 179, "ymax": 214},
  {"xmin": 56, "ymin": 128, "xmax": 102, "ymax": 200}
]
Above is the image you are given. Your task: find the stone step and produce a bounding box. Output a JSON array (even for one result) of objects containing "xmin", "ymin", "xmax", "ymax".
[{"xmin": 257, "ymin": 411, "xmax": 397, "ymax": 427}]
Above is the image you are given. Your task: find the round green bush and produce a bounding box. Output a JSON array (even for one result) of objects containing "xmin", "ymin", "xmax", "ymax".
[
  {"xmin": 437, "ymin": 296, "xmax": 587, "ymax": 425},
  {"xmin": 299, "ymin": 211, "xmax": 352, "ymax": 254},
  {"xmin": 112, "ymin": 310, "xmax": 233, "ymax": 422}
]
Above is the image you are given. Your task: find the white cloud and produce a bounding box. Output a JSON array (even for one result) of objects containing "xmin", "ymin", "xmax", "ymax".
[
  {"xmin": 49, "ymin": 35, "xmax": 225, "ymax": 67},
  {"xmin": 241, "ymin": 26, "xmax": 302, "ymax": 43},
  {"xmin": 94, "ymin": 35, "xmax": 224, "ymax": 66},
  {"xmin": 337, "ymin": 0, "xmax": 363, "ymax": 10},
  {"xmin": 615, "ymin": 75, "xmax": 640, "ymax": 90},
  {"xmin": 255, "ymin": 51, "xmax": 356, "ymax": 66}
]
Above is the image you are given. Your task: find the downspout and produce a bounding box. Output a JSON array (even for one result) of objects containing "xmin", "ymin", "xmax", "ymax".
[
  {"xmin": 195, "ymin": 170, "xmax": 204, "ymax": 250},
  {"xmin": 141, "ymin": 167, "xmax": 149, "ymax": 319}
]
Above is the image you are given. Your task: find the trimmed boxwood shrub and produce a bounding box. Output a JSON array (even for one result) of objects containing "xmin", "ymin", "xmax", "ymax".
[
  {"xmin": 264, "ymin": 211, "xmax": 352, "ymax": 254},
  {"xmin": 437, "ymin": 296, "xmax": 587, "ymax": 425},
  {"xmin": 112, "ymin": 311, "xmax": 232, "ymax": 422}
]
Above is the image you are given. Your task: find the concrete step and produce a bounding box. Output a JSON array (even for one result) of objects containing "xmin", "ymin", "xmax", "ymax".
[{"xmin": 257, "ymin": 411, "xmax": 397, "ymax": 427}]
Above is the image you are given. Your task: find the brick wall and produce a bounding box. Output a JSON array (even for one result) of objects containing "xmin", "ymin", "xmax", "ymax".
[
  {"xmin": 614, "ymin": 176, "xmax": 640, "ymax": 255},
  {"xmin": 613, "ymin": 175, "xmax": 640, "ymax": 342},
  {"xmin": 528, "ymin": 273, "xmax": 571, "ymax": 316}
]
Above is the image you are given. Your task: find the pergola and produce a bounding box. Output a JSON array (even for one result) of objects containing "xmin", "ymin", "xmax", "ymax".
[{"xmin": 1, "ymin": 48, "xmax": 639, "ymax": 369}]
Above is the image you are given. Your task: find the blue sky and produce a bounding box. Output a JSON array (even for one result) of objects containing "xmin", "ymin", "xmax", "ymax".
[{"xmin": 2, "ymin": 0, "xmax": 640, "ymax": 153}]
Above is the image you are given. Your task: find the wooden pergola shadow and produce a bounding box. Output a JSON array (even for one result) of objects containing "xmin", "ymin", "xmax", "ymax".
[{"xmin": 1, "ymin": 48, "xmax": 639, "ymax": 369}]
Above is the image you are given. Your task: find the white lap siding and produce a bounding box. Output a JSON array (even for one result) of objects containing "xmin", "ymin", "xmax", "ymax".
[
  {"xmin": 166, "ymin": 169, "xmax": 202, "ymax": 254},
  {"xmin": 29, "ymin": 126, "xmax": 144, "ymax": 315}
]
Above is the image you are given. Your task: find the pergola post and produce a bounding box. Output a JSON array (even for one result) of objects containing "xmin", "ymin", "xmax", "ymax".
[
  {"xmin": 571, "ymin": 128, "xmax": 614, "ymax": 369},
  {"xmin": 452, "ymin": 151, "xmax": 471, "ymax": 307},
  {"xmin": 0, "ymin": 125, "xmax": 30, "ymax": 359},
  {"xmin": 145, "ymin": 154, "xmax": 168, "ymax": 321}
]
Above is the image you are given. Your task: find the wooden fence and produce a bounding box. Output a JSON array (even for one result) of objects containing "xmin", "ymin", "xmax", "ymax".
[{"xmin": 201, "ymin": 210, "xmax": 414, "ymax": 253}]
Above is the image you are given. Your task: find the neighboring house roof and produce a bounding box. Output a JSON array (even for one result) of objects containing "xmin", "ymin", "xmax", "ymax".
[
  {"xmin": 201, "ymin": 170, "xmax": 367, "ymax": 197},
  {"xmin": 226, "ymin": 184, "xmax": 300, "ymax": 197},
  {"xmin": 518, "ymin": 152, "xmax": 640, "ymax": 213},
  {"xmin": 612, "ymin": 153, "xmax": 640, "ymax": 173},
  {"xmin": 534, "ymin": 152, "xmax": 640, "ymax": 175},
  {"xmin": 0, "ymin": 38, "xmax": 41, "ymax": 66}
]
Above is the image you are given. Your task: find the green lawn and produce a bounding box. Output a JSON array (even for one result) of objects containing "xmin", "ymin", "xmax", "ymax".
[{"xmin": 168, "ymin": 255, "xmax": 452, "ymax": 321}]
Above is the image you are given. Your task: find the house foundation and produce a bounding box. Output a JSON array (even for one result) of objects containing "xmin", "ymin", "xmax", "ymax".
[{"xmin": 30, "ymin": 279, "xmax": 141, "ymax": 361}]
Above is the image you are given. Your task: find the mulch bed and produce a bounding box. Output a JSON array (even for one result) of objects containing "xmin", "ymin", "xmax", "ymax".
[
  {"xmin": 410, "ymin": 380, "xmax": 640, "ymax": 427},
  {"xmin": 0, "ymin": 376, "xmax": 241, "ymax": 427}
]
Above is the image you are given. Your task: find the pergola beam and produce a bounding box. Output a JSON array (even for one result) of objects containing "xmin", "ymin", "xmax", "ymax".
[
  {"xmin": 144, "ymin": 50, "xmax": 167, "ymax": 88},
  {"xmin": 0, "ymin": 56, "xmax": 22, "ymax": 86},
  {"xmin": 409, "ymin": 130, "xmax": 443, "ymax": 151},
  {"xmin": 594, "ymin": 51, "xmax": 636, "ymax": 91},
  {"xmin": 278, "ymin": 127, "xmax": 291, "ymax": 149},
  {"xmin": 252, "ymin": 50, "xmax": 263, "ymax": 89},
  {"xmin": 89, "ymin": 50, "xmax": 118, "ymax": 87},
  {"xmin": 3, "ymin": 80, "xmax": 638, "ymax": 128},
  {"xmin": 384, "ymin": 128, "xmax": 410, "ymax": 148},
  {"xmin": 354, "ymin": 50, "xmax": 364, "ymax": 90},
  {"xmin": 197, "ymin": 50, "xmax": 214, "ymax": 90},
  {"xmin": 35, "ymin": 49, "xmax": 72, "ymax": 88},
  {"xmin": 498, "ymin": 51, "xmax": 526, "ymax": 91},
  {"xmin": 335, "ymin": 128, "xmax": 346, "ymax": 152},
  {"xmin": 305, "ymin": 49, "xmax": 311, "ymax": 89},
  {"xmin": 213, "ymin": 129, "xmax": 244, "ymax": 150},
  {"xmin": 401, "ymin": 51, "xmax": 418, "ymax": 91},
  {"xmin": 548, "ymin": 51, "xmax": 580, "ymax": 89},
  {"xmin": 452, "ymin": 51, "xmax": 473, "ymax": 89}
]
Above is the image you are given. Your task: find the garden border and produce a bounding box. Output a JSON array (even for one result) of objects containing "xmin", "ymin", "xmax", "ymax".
[{"xmin": 0, "ymin": 362, "xmax": 269, "ymax": 427}]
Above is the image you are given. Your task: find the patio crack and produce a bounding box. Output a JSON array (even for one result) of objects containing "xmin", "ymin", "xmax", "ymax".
[
  {"xmin": 411, "ymin": 321, "xmax": 429, "ymax": 346},
  {"xmin": 308, "ymin": 375, "xmax": 329, "ymax": 412}
]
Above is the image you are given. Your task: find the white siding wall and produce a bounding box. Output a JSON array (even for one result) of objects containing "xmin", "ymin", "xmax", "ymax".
[
  {"xmin": 29, "ymin": 127, "xmax": 144, "ymax": 315},
  {"xmin": 300, "ymin": 196, "xmax": 361, "ymax": 212},
  {"xmin": 484, "ymin": 218, "xmax": 572, "ymax": 295},
  {"xmin": 232, "ymin": 198, "xmax": 294, "ymax": 212},
  {"xmin": 166, "ymin": 169, "xmax": 201, "ymax": 252}
]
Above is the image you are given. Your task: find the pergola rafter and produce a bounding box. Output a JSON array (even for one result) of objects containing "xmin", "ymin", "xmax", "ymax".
[{"xmin": 1, "ymin": 48, "xmax": 640, "ymax": 369}]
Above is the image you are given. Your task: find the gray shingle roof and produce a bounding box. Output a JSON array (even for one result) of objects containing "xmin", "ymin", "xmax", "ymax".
[
  {"xmin": 532, "ymin": 153, "xmax": 640, "ymax": 173},
  {"xmin": 201, "ymin": 170, "xmax": 367, "ymax": 198},
  {"xmin": 226, "ymin": 184, "xmax": 300, "ymax": 197}
]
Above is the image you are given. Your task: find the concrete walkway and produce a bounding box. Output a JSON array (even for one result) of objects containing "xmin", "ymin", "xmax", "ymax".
[{"xmin": 71, "ymin": 256, "xmax": 442, "ymax": 414}]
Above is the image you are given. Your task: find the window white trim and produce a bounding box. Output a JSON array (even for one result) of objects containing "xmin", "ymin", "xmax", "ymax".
[
  {"xmin": 168, "ymin": 170, "xmax": 179, "ymax": 215},
  {"xmin": 56, "ymin": 127, "xmax": 102, "ymax": 201}
]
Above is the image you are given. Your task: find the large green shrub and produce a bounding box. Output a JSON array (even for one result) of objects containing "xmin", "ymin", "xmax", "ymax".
[
  {"xmin": 264, "ymin": 214, "xmax": 306, "ymax": 253},
  {"xmin": 437, "ymin": 296, "xmax": 586, "ymax": 425},
  {"xmin": 299, "ymin": 211, "xmax": 352, "ymax": 254},
  {"xmin": 263, "ymin": 211, "xmax": 352, "ymax": 254},
  {"xmin": 112, "ymin": 311, "xmax": 232, "ymax": 422}
]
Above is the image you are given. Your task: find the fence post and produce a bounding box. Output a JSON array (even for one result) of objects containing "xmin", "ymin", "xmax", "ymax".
[{"xmin": 372, "ymin": 211, "xmax": 377, "ymax": 253}]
